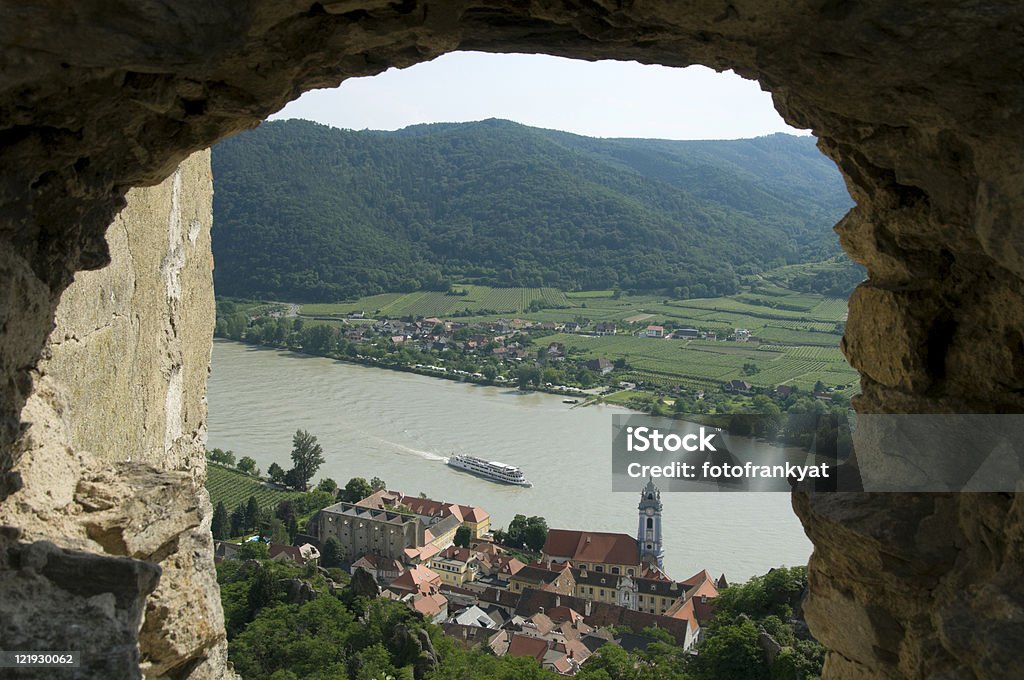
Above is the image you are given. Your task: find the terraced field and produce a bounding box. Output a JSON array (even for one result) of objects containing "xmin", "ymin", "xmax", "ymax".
[
  {"xmin": 287, "ymin": 282, "xmax": 857, "ymax": 395},
  {"xmin": 206, "ymin": 464, "xmax": 306, "ymax": 513}
]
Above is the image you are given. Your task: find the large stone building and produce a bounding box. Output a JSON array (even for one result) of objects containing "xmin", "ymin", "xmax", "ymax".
[{"xmin": 317, "ymin": 502, "xmax": 424, "ymax": 563}]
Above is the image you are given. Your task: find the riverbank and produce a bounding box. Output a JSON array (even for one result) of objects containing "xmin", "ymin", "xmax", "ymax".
[{"xmin": 215, "ymin": 333, "xmax": 608, "ymax": 400}]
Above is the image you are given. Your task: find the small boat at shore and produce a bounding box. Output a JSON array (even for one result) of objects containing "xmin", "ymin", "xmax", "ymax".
[
  {"xmin": 446, "ymin": 454, "xmax": 532, "ymax": 487},
  {"xmin": 562, "ymin": 398, "xmax": 579, "ymax": 404}
]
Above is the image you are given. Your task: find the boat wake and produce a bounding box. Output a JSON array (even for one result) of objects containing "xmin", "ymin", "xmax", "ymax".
[{"xmin": 367, "ymin": 434, "xmax": 446, "ymax": 462}]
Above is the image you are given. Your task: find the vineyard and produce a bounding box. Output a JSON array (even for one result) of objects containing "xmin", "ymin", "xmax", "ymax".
[
  {"xmin": 539, "ymin": 332, "xmax": 858, "ymax": 394},
  {"xmin": 299, "ymin": 285, "xmax": 570, "ymax": 318},
  {"xmin": 206, "ymin": 464, "xmax": 306, "ymax": 514}
]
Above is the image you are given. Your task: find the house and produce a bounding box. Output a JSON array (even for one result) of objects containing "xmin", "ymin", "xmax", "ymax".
[
  {"xmin": 409, "ymin": 592, "xmax": 449, "ymax": 622},
  {"xmin": 428, "ymin": 546, "xmax": 480, "ymax": 587},
  {"xmin": 724, "ymin": 379, "xmax": 753, "ymax": 395},
  {"xmin": 350, "ymin": 553, "xmax": 404, "ymax": 585},
  {"xmin": 268, "ymin": 543, "xmax": 320, "ymax": 566},
  {"xmin": 515, "ymin": 587, "xmax": 698, "ymax": 650},
  {"xmin": 643, "ymin": 325, "xmax": 665, "ymax": 338},
  {"xmin": 674, "ymin": 328, "xmax": 700, "ymax": 339},
  {"xmin": 509, "ymin": 563, "xmax": 576, "ymax": 596},
  {"xmin": 441, "ymin": 622, "xmax": 500, "ymax": 649},
  {"xmin": 584, "ymin": 358, "xmax": 614, "ymax": 375},
  {"xmin": 775, "ymin": 384, "xmax": 795, "ymax": 399},
  {"xmin": 423, "ymin": 514, "xmax": 463, "ymax": 550},
  {"xmin": 213, "ymin": 540, "xmax": 240, "ymax": 563},
  {"xmin": 356, "ymin": 489, "xmax": 492, "ymax": 539},
  {"xmin": 545, "ymin": 342, "xmax": 566, "ymax": 362},
  {"xmin": 564, "ymin": 322, "xmax": 580, "ymax": 333},
  {"xmin": 387, "ymin": 563, "xmax": 442, "ymax": 596},
  {"xmin": 489, "ymin": 630, "xmax": 590, "ymax": 676},
  {"xmin": 594, "ymin": 323, "xmax": 616, "ymax": 336},
  {"xmin": 448, "ymin": 604, "xmax": 500, "ymax": 629}
]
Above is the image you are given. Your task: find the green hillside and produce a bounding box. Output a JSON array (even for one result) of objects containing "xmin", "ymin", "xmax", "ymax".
[{"xmin": 211, "ymin": 119, "xmax": 857, "ymax": 302}]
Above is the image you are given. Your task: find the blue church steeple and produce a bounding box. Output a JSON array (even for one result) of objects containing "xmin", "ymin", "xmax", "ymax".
[{"xmin": 637, "ymin": 478, "xmax": 664, "ymax": 569}]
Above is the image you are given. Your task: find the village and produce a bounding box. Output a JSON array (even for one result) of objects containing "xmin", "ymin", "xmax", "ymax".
[
  {"xmin": 214, "ymin": 478, "xmax": 726, "ymax": 676},
  {"xmin": 220, "ymin": 299, "xmax": 855, "ymax": 409}
]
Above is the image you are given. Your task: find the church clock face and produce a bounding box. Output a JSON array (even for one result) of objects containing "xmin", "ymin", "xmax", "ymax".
[{"xmin": 645, "ymin": 508, "xmax": 654, "ymax": 516}]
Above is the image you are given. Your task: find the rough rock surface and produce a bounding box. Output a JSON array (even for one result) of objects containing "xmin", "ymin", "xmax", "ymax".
[
  {"xmin": 0, "ymin": 152, "xmax": 227, "ymax": 678},
  {"xmin": 2, "ymin": 2, "xmax": 1024, "ymax": 679}
]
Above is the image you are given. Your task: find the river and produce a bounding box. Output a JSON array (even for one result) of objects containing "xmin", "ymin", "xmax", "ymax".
[{"xmin": 207, "ymin": 339, "xmax": 812, "ymax": 582}]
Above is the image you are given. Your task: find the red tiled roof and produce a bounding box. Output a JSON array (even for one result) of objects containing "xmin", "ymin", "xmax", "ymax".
[
  {"xmin": 268, "ymin": 544, "xmax": 307, "ymax": 563},
  {"xmin": 508, "ymin": 634, "xmax": 549, "ymax": 663},
  {"xmin": 389, "ymin": 564, "xmax": 441, "ymax": 595},
  {"xmin": 457, "ymin": 504, "xmax": 490, "ymax": 523},
  {"xmin": 412, "ymin": 592, "xmax": 448, "ymax": 617},
  {"xmin": 515, "ymin": 588, "xmax": 691, "ymax": 646},
  {"xmin": 498, "ymin": 556, "xmax": 526, "ymax": 575},
  {"xmin": 680, "ymin": 569, "xmax": 713, "ymax": 587},
  {"xmin": 401, "ymin": 495, "xmax": 458, "ymax": 520},
  {"xmin": 439, "ymin": 545, "xmax": 474, "ymax": 562},
  {"xmin": 546, "ymin": 606, "xmax": 585, "ymax": 625},
  {"xmin": 542, "ymin": 529, "xmax": 639, "ymax": 566}
]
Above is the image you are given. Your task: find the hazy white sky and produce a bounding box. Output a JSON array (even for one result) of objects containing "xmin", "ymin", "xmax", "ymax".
[{"xmin": 271, "ymin": 51, "xmax": 806, "ymax": 141}]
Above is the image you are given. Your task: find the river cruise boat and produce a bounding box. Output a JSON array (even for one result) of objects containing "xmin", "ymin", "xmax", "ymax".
[{"xmin": 446, "ymin": 454, "xmax": 532, "ymax": 487}]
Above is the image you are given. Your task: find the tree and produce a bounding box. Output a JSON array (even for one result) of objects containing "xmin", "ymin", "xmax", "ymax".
[
  {"xmin": 230, "ymin": 505, "xmax": 247, "ymax": 537},
  {"xmin": 321, "ymin": 538, "xmax": 342, "ymax": 568},
  {"xmin": 275, "ymin": 500, "xmax": 297, "ymax": 525},
  {"xmin": 212, "ymin": 501, "xmax": 230, "ymax": 540},
  {"xmin": 289, "ymin": 429, "xmax": 325, "ymax": 491},
  {"xmin": 269, "ymin": 518, "xmax": 290, "ymax": 545},
  {"xmin": 341, "ymin": 477, "xmax": 373, "ymax": 503},
  {"xmin": 316, "ymin": 477, "xmax": 338, "ymax": 496},
  {"xmin": 283, "ymin": 467, "xmax": 302, "ymax": 490},
  {"xmin": 237, "ymin": 456, "xmax": 258, "ymax": 475},
  {"xmin": 691, "ymin": 619, "xmax": 768, "ymax": 680},
  {"xmin": 244, "ymin": 496, "xmax": 261, "ymax": 534},
  {"xmin": 454, "ymin": 526, "xmax": 472, "ymax": 548},
  {"xmin": 369, "ymin": 476, "xmax": 386, "ymax": 492},
  {"xmin": 208, "ymin": 448, "xmax": 236, "ymax": 466},
  {"xmin": 523, "ymin": 516, "xmax": 549, "ymax": 552},
  {"xmin": 267, "ymin": 462, "xmax": 286, "ymax": 484}
]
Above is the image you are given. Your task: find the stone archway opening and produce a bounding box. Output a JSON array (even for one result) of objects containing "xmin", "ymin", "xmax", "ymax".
[
  {"xmin": 205, "ymin": 48, "xmax": 845, "ymax": 588},
  {"xmin": 2, "ymin": 3, "xmax": 1024, "ymax": 679}
]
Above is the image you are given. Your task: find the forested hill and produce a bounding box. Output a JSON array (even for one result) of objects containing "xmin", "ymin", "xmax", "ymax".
[{"xmin": 211, "ymin": 118, "xmax": 853, "ymax": 302}]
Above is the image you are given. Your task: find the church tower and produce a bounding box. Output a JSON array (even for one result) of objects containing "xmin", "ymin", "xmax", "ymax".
[{"xmin": 637, "ymin": 478, "xmax": 664, "ymax": 570}]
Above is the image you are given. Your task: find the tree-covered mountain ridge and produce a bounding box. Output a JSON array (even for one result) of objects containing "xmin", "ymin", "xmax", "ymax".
[{"xmin": 211, "ymin": 118, "xmax": 854, "ymax": 302}]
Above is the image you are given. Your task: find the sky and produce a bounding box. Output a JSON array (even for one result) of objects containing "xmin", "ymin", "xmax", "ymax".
[{"xmin": 270, "ymin": 51, "xmax": 807, "ymax": 141}]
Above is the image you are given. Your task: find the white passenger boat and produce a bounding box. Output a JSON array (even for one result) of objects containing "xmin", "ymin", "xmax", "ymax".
[{"xmin": 446, "ymin": 454, "xmax": 532, "ymax": 487}]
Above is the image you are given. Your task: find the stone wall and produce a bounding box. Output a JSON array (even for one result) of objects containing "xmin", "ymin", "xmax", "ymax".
[
  {"xmin": 2, "ymin": 2, "xmax": 1024, "ymax": 679},
  {"xmin": 0, "ymin": 151, "xmax": 229, "ymax": 679}
]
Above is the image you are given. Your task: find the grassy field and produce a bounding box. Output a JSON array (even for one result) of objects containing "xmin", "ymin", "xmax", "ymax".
[
  {"xmin": 293, "ymin": 282, "xmax": 858, "ymax": 396},
  {"xmin": 206, "ymin": 464, "xmax": 306, "ymax": 513}
]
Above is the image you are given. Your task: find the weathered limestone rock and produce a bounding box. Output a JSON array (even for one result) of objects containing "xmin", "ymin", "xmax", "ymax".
[
  {"xmin": 0, "ymin": 152, "xmax": 226, "ymax": 678},
  {"xmin": 2, "ymin": 2, "xmax": 1024, "ymax": 679},
  {"xmin": 44, "ymin": 151, "xmax": 214, "ymax": 475},
  {"xmin": 0, "ymin": 527, "xmax": 161, "ymax": 680}
]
